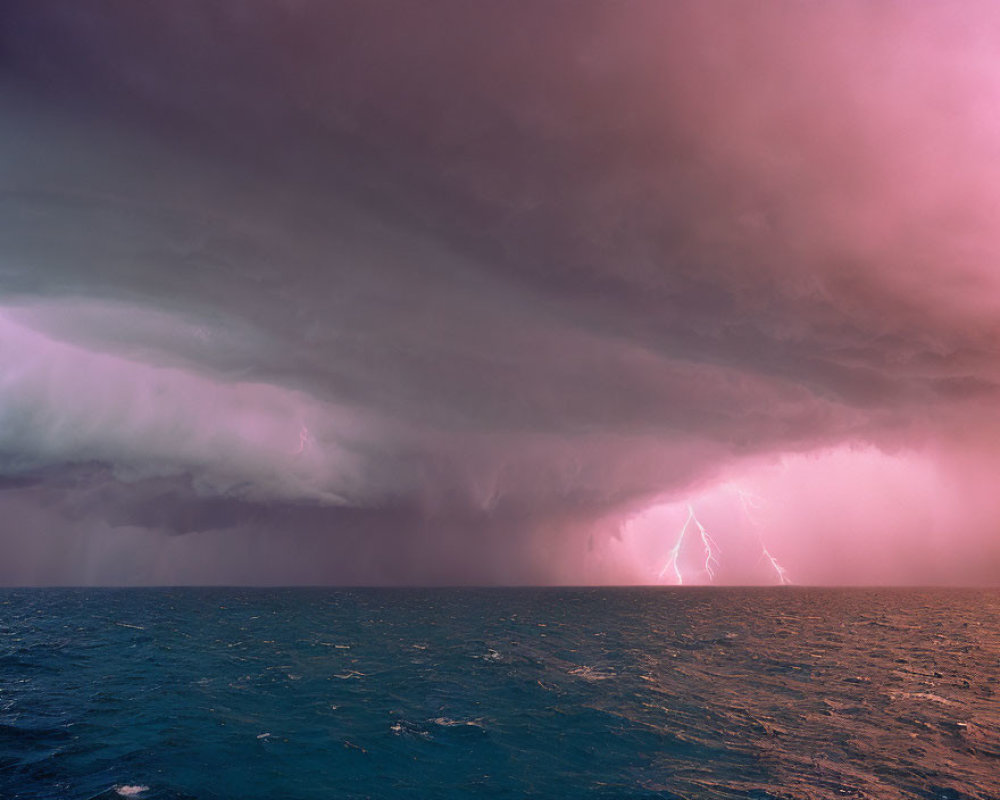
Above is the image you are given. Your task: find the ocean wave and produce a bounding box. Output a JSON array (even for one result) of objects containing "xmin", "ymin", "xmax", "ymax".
[
  {"xmin": 113, "ymin": 785, "xmax": 149, "ymax": 797},
  {"xmin": 1, "ymin": 587, "xmax": 997, "ymax": 799}
]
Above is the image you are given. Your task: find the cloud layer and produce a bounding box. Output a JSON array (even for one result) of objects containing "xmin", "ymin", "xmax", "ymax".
[{"xmin": 1, "ymin": 2, "xmax": 999, "ymax": 583}]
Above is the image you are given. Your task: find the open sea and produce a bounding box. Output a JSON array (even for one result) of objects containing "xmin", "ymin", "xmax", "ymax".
[{"xmin": 1, "ymin": 588, "xmax": 998, "ymax": 800}]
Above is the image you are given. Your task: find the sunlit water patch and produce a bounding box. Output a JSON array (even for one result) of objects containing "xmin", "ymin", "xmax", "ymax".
[{"xmin": 1, "ymin": 588, "xmax": 998, "ymax": 799}]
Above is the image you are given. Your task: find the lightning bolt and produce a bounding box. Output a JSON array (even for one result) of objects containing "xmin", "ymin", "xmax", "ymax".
[
  {"xmin": 730, "ymin": 484, "xmax": 792, "ymax": 586},
  {"xmin": 691, "ymin": 506, "xmax": 721, "ymax": 582},
  {"xmin": 658, "ymin": 504, "xmax": 721, "ymax": 585},
  {"xmin": 760, "ymin": 545, "xmax": 792, "ymax": 586},
  {"xmin": 293, "ymin": 424, "xmax": 311, "ymax": 456},
  {"xmin": 657, "ymin": 508, "xmax": 689, "ymax": 584}
]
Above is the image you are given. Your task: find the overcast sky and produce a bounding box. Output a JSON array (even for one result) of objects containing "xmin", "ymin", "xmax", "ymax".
[{"xmin": 2, "ymin": 1, "xmax": 999, "ymax": 585}]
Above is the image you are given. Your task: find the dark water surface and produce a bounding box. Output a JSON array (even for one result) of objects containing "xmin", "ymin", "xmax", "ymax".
[{"xmin": 1, "ymin": 588, "xmax": 998, "ymax": 799}]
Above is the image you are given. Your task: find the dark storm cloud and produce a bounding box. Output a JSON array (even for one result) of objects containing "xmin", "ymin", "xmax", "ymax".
[
  {"xmin": 2, "ymin": 2, "xmax": 1000, "ymax": 583},
  {"xmin": 5, "ymin": 1, "xmax": 998, "ymax": 402},
  {"xmin": 0, "ymin": 459, "xmax": 635, "ymax": 585}
]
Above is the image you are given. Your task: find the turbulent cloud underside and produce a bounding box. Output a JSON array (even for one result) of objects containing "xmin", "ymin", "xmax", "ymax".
[{"xmin": 1, "ymin": 2, "xmax": 999, "ymax": 584}]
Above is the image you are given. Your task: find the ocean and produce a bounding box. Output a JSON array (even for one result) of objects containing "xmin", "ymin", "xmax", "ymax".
[{"xmin": 1, "ymin": 588, "xmax": 997, "ymax": 799}]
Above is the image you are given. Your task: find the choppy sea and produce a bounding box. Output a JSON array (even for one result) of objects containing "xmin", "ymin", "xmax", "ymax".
[{"xmin": 1, "ymin": 588, "xmax": 998, "ymax": 800}]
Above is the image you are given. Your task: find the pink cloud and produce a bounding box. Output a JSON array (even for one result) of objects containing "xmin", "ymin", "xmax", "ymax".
[
  {"xmin": 614, "ymin": 444, "xmax": 1000, "ymax": 586},
  {"xmin": 0, "ymin": 307, "xmax": 369, "ymax": 503}
]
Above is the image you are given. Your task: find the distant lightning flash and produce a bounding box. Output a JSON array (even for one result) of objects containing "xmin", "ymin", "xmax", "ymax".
[
  {"xmin": 293, "ymin": 424, "xmax": 311, "ymax": 455},
  {"xmin": 730, "ymin": 484, "xmax": 792, "ymax": 586},
  {"xmin": 658, "ymin": 504, "xmax": 721, "ymax": 585},
  {"xmin": 657, "ymin": 509, "xmax": 689, "ymax": 584},
  {"xmin": 760, "ymin": 545, "xmax": 792, "ymax": 586},
  {"xmin": 691, "ymin": 507, "xmax": 721, "ymax": 582},
  {"xmin": 730, "ymin": 484, "xmax": 763, "ymax": 525}
]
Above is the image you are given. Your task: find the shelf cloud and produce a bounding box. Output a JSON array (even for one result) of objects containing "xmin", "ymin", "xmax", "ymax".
[{"xmin": 2, "ymin": 2, "xmax": 999, "ymax": 584}]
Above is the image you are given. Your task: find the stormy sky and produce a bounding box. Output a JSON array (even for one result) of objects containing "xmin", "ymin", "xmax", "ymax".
[{"xmin": 1, "ymin": 1, "xmax": 999, "ymax": 585}]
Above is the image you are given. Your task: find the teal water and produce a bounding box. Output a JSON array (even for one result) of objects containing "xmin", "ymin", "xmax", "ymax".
[{"xmin": 1, "ymin": 588, "xmax": 998, "ymax": 799}]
